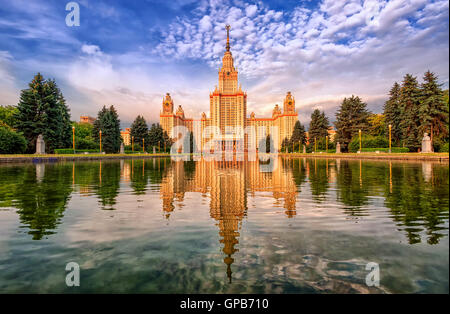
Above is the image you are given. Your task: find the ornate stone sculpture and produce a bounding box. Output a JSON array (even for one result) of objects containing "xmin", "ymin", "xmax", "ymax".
[
  {"xmin": 120, "ymin": 143, "xmax": 125, "ymax": 154},
  {"xmin": 303, "ymin": 145, "xmax": 306, "ymax": 154},
  {"xmin": 336, "ymin": 142, "xmax": 341, "ymax": 153}
]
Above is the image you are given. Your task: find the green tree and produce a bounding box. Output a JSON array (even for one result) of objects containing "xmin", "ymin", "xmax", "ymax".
[
  {"xmin": 14, "ymin": 73, "xmax": 72, "ymax": 153},
  {"xmin": 92, "ymin": 106, "xmax": 121, "ymax": 153},
  {"xmin": 290, "ymin": 120, "xmax": 306, "ymax": 145},
  {"xmin": 383, "ymin": 82, "xmax": 402, "ymax": 144},
  {"xmin": 418, "ymin": 71, "xmax": 449, "ymax": 145},
  {"xmin": 72, "ymin": 121, "xmax": 97, "ymax": 149},
  {"xmin": 0, "ymin": 125, "xmax": 27, "ymax": 154},
  {"xmin": 130, "ymin": 115, "xmax": 149, "ymax": 150},
  {"xmin": 368, "ymin": 113, "xmax": 385, "ymax": 137},
  {"xmin": 0, "ymin": 105, "xmax": 18, "ymax": 127},
  {"xmin": 399, "ymin": 74, "xmax": 421, "ymax": 151},
  {"xmin": 309, "ymin": 109, "xmax": 330, "ymax": 141},
  {"xmin": 148, "ymin": 123, "xmax": 171, "ymax": 152},
  {"xmin": 334, "ymin": 95, "xmax": 371, "ymax": 152}
]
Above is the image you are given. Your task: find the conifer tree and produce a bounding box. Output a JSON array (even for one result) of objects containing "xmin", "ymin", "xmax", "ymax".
[
  {"xmin": 309, "ymin": 109, "xmax": 330, "ymax": 141},
  {"xmin": 383, "ymin": 82, "xmax": 402, "ymax": 144},
  {"xmin": 399, "ymin": 74, "xmax": 421, "ymax": 151},
  {"xmin": 92, "ymin": 105, "xmax": 121, "ymax": 153},
  {"xmin": 290, "ymin": 120, "xmax": 306, "ymax": 145},
  {"xmin": 130, "ymin": 115, "xmax": 149, "ymax": 149},
  {"xmin": 14, "ymin": 73, "xmax": 72, "ymax": 153},
  {"xmin": 418, "ymin": 71, "xmax": 448, "ymax": 143},
  {"xmin": 334, "ymin": 95, "xmax": 371, "ymax": 152}
]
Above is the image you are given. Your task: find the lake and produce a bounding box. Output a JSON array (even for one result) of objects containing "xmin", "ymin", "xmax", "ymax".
[{"xmin": 0, "ymin": 157, "xmax": 448, "ymax": 293}]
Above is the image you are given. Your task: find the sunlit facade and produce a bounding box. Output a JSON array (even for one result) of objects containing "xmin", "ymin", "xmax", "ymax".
[{"xmin": 160, "ymin": 25, "xmax": 298, "ymax": 152}]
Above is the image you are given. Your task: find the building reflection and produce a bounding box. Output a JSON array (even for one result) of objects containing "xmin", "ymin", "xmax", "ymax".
[{"xmin": 159, "ymin": 157, "xmax": 299, "ymax": 282}]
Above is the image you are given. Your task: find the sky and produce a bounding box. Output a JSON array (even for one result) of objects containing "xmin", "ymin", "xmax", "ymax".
[{"xmin": 0, "ymin": 0, "xmax": 448, "ymax": 128}]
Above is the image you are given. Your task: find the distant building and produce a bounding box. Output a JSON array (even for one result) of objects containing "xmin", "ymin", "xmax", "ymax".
[
  {"xmin": 79, "ymin": 115, "xmax": 95, "ymax": 124},
  {"xmin": 160, "ymin": 25, "xmax": 298, "ymax": 152},
  {"xmin": 121, "ymin": 128, "xmax": 131, "ymax": 146}
]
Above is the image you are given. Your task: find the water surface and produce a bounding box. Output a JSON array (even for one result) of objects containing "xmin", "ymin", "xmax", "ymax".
[{"xmin": 0, "ymin": 157, "xmax": 448, "ymax": 293}]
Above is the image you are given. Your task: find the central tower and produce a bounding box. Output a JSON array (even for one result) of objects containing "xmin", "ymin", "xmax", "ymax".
[{"xmin": 210, "ymin": 25, "xmax": 247, "ymax": 151}]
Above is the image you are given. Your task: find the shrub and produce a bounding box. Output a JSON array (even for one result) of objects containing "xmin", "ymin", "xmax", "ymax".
[
  {"xmin": 0, "ymin": 126, "xmax": 27, "ymax": 154},
  {"xmin": 349, "ymin": 135, "xmax": 388, "ymax": 152},
  {"xmin": 76, "ymin": 137, "xmax": 98, "ymax": 150},
  {"xmin": 440, "ymin": 142, "xmax": 449, "ymax": 153},
  {"xmin": 54, "ymin": 149, "xmax": 100, "ymax": 154}
]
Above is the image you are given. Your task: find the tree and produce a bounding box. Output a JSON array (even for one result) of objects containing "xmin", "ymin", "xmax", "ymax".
[
  {"xmin": 148, "ymin": 123, "xmax": 171, "ymax": 152},
  {"xmin": 383, "ymin": 82, "xmax": 402, "ymax": 144},
  {"xmin": 0, "ymin": 105, "xmax": 18, "ymax": 128},
  {"xmin": 92, "ymin": 106, "xmax": 121, "ymax": 153},
  {"xmin": 368, "ymin": 113, "xmax": 385, "ymax": 137},
  {"xmin": 334, "ymin": 95, "xmax": 371, "ymax": 152},
  {"xmin": 418, "ymin": 71, "xmax": 449, "ymax": 145},
  {"xmin": 14, "ymin": 73, "xmax": 72, "ymax": 153},
  {"xmin": 72, "ymin": 121, "xmax": 97, "ymax": 149},
  {"xmin": 290, "ymin": 120, "xmax": 306, "ymax": 145},
  {"xmin": 309, "ymin": 109, "xmax": 330, "ymax": 141},
  {"xmin": 399, "ymin": 74, "xmax": 421, "ymax": 151},
  {"xmin": 0, "ymin": 125, "xmax": 27, "ymax": 154},
  {"xmin": 130, "ymin": 115, "xmax": 149, "ymax": 150}
]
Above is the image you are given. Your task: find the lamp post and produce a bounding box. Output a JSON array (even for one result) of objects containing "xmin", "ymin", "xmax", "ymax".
[
  {"xmin": 99, "ymin": 130, "xmax": 102, "ymax": 153},
  {"xmin": 132, "ymin": 136, "xmax": 134, "ymax": 152},
  {"xmin": 143, "ymin": 138, "xmax": 145, "ymax": 153},
  {"xmin": 359, "ymin": 129, "xmax": 362, "ymax": 152},
  {"xmin": 72, "ymin": 126, "xmax": 75, "ymax": 154},
  {"xmin": 314, "ymin": 137, "xmax": 317, "ymax": 153},
  {"xmin": 326, "ymin": 135, "xmax": 328, "ymax": 153},
  {"xmin": 292, "ymin": 141, "xmax": 294, "ymax": 154},
  {"xmin": 158, "ymin": 141, "xmax": 160, "ymax": 153},
  {"xmin": 298, "ymin": 141, "xmax": 301, "ymax": 153},
  {"xmin": 388, "ymin": 124, "xmax": 392, "ymax": 153}
]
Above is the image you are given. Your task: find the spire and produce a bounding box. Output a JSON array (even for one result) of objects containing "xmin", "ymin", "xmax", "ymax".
[{"xmin": 225, "ymin": 24, "xmax": 231, "ymax": 52}]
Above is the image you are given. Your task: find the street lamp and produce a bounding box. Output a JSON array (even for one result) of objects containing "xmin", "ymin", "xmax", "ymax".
[
  {"xmin": 72, "ymin": 126, "xmax": 75, "ymax": 154},
  {"xmin": 359, "ymin": 129, "xmax": 362, "ymax": 152},
  {"xmin": 132, "ymin": 136, "xmax": 134, "ymax": 152},
  {"xmin": 314, "ymin": 137, "xmax": 317, "ymax": 153},
  {"xmin": 388, "ymin": 124, "xmax": 392, "ymax": 153},
  {"xmin": 143, "ymin": 138, "xmax": 145, "ymax": 153},
  {"xmin": 99, "ymin": 130, "xmax": 102, "ymax": 153},
  {"xmin": 326, "ymin": 135, "xmax": 328, "ymax": 153}
]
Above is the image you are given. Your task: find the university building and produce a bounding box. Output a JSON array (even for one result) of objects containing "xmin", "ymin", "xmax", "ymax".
[{"xmin": 160, "ymin": 25, "xmax": 298, "ymax": 152}]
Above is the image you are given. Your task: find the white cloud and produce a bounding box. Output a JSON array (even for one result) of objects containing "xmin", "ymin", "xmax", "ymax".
[{"xmin": 153, "ymin": 0, "xmax": 449, "ymax": 121}]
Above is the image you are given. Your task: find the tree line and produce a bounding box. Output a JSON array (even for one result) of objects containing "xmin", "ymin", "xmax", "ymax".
[
  {"xmin": 1, "ymin": 71, "xmax": 448, "ymax": 154},
  {"xmin": 282, "ymin": 70, "xmax": 448, "ymax": 153},
  {"xmin": 0, "ymin": 73, "xmax": 172, "ymax": 154}
]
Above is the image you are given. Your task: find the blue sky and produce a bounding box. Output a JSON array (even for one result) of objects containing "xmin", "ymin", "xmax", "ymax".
[{"xmin": 0, "ymin": 0, "xmax": 448, "ymax": 127}]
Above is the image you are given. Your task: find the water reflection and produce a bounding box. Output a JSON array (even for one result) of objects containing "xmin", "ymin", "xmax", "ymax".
[{"xmin": 0, "ymin": 157, "xmax": 448, "ymax": 289}]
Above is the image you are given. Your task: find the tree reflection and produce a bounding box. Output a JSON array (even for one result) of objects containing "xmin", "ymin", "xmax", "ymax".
[{"xmin": 9, "ymin": 163, "xmax": 72, "ymax": 240}]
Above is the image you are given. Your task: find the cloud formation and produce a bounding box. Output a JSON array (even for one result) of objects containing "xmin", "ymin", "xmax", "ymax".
[{"xmin": 0, "ymin": 0, "xmax": 448, "ymax": 126}]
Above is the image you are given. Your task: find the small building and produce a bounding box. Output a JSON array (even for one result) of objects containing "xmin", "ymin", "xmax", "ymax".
[
  {"xmin": 80, "ymin": 115, "xmax": 95, "ymax": 124},
  {"xmin": 121, "ymin": 128, "xmax": 131, "ymax": 146}
]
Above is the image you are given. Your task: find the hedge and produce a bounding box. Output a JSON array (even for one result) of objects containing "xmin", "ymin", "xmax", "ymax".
[
  {"xmin": 349, "ymin": 135, "xmax": 388, "ymax": 152},
  {"xmin": 440, "ymin": 143, "xmax": 449, "ymax": 153},
  {"xmin": 55, "ymin": 149, "xmax": 101, "ymax": 154}
]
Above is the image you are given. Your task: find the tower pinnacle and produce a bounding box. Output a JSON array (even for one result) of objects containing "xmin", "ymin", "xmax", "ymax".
[{"xmin": 226, "ymin": 24, "xmax": 231, "ymax": 51}]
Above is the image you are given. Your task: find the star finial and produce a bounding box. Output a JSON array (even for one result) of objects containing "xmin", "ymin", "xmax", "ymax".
[{"xmin": 225, "ymin": 24, "xmax": 231, "ymax": 51}]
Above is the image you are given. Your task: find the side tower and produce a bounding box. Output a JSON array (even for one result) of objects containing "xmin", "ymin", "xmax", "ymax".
[
  {"xmin": 160, "ymin": 93, "xmax": 175, "ymax": 138},
  {"xmin": 280, "ymin": 91, "xmax": 298, "ymax": 148}
]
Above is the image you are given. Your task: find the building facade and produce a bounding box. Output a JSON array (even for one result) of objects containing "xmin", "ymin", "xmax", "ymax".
[
  {"xmin": 79, "ymin": 115, "xmax": 95, "ymax": 125},
  {"xmin": 160, "ymin": 25, "xmax": 298, "ymax": 152},
  {"xmin": 121, "ymin": 127, "xmax": 131, "ymax": 146}
]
